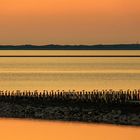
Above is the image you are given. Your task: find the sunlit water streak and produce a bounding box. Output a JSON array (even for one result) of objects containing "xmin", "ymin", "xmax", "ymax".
[{"xmin": 0, "ymin": 50, "xmax": 140, "ymax": 56}]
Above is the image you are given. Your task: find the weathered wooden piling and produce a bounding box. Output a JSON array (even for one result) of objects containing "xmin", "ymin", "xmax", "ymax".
[
  {"xmin": 0, "ymin": 90, "xmax": 140, "ymax": 105},
  {"xmin": 0, "ymin": 89, "xmax": 140, "ymax": 125}
]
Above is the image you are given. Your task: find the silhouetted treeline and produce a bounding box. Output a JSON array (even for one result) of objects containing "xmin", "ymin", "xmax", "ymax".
[
  {"xmin": 0, "ymin": 90, "xmax": 140, "ymax": 106},
  {"xmin": 0, "ymin": 44, "xmax": 140, "ymax": 50}
]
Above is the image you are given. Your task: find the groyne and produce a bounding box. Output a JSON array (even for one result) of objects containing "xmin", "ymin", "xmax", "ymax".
[{"xmin": 0, "ymin": 89, "xmax": 140, "ymax": 125}]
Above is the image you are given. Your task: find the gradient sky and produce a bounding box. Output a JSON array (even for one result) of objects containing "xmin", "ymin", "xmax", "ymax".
[{"xmin": 0, "ymin": 0, "xmax": 140, "ymax": 45}]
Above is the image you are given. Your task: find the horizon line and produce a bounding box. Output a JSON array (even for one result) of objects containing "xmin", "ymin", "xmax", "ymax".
[{"xmin": 0, "ymin": 43, "xmax": 140, "ymax": 46}]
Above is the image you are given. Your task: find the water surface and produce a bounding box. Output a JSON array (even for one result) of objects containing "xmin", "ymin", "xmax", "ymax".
[
  {"xmin": 0, "ymin": 50, "xmax": 140, "ymax": 139},
  {"xmin": 0, "ymin": 50, "xmax": 139, "ymax": 90},
  {"xmin": 0, "ymin": 119, "xmax": 140, "ymax": 140}
]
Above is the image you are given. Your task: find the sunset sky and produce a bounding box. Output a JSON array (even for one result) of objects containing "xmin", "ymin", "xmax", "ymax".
[{"xmin": 0, "ymin": 0, "xmax": 140, "ymax": 45}]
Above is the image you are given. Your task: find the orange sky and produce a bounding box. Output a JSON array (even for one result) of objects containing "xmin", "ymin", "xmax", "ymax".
[{"xmin": 0, "ymin": 0, "xmax": 140, "ymax": 45}]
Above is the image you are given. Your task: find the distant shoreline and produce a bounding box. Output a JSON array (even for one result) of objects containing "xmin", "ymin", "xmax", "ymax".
[{"xmin": 0, "ymin": 44, "xmax": 140, "ymax": 50}]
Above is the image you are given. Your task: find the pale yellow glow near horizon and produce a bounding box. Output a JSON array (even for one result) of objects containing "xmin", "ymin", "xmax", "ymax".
[{"xmin": 0, "ymin": 0, "xmax": 140, "ymax": 45}]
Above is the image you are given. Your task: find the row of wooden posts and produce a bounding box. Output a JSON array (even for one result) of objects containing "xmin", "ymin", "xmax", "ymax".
[{"xmin": 0, "ymin": 89, "xmax": 140, "ymax": 104}]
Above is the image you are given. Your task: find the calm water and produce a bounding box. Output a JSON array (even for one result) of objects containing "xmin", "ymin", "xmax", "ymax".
[
  {"xmin": 0, "ymin": 119, "xmax": 140, "ymax": 140},
  {"xmin": 0, "ymin": 50, "xmax": 140, "ymax": 139},
  {"xmin": 0, "ymin": 50, "xmax": 139, "ymax": 90}
]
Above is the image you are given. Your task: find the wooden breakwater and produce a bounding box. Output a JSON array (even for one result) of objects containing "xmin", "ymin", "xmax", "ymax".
[
  {"xmin": 0, "ymin": 89, "xmax": 140, "ymax": 125},
  {"xmin": 0, "ymin": 89, "xmax": 140, "ymax": 105}
]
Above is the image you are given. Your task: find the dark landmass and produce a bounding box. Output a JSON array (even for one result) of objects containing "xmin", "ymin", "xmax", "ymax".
[
  {"xmin": 0, "ymin": 90, "xmax": 140, "ymax": 126},
  {"xmin": 0, "ymin": 44, "xmax": 140, "ymax": 50}
]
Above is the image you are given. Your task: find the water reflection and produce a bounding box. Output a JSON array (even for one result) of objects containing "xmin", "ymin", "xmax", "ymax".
[
  {"xmin": 0, "ymin": 119, "xmax": 139, "ymax": 140},
  {"xmin": 0, "ymin": 55, "xmax": 139, "ymax": 90}
]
